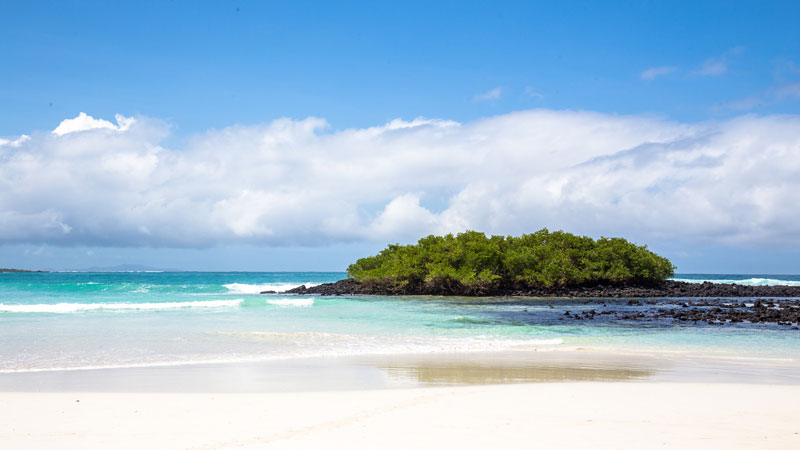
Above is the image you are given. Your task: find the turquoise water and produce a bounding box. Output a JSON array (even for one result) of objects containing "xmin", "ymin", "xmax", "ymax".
[{"xmin": 1, "ymin": 272, "xmax": 798, "ymax": 372}]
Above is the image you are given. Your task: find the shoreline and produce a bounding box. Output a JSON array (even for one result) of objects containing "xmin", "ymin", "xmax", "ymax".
[
  {"xmin": 282, "ymin": 278, "xmax": 800, "ymax": 298},
  {"xmin": 279, "ymin": 280, "xmax": 800, "ymax": 326},
  {"xmin": 4, "ymin": 348, "xmax": 799, "ymax": 448},
  {"xmin": 3, "ymin": 347, "xmax": 799, "ymax": 392}
]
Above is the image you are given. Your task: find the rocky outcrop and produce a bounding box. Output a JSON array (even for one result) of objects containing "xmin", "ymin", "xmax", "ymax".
[{"xmin": 276, "ymin": 279, "xmax": 800, "ymax": 298}]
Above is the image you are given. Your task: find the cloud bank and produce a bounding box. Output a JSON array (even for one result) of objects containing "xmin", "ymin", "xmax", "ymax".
[{"xmin": 1, "ymin": 110, "xmax": 799, "ymax": 248}]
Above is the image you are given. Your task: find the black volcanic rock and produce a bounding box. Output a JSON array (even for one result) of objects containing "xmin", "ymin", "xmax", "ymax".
[
  {"xmin": 276, "ymin": 279, "xmax": 800, "ymax": 298},
  {"xmin": 263, "ymin": 279, "xmax": 800, "ymax": 327}
]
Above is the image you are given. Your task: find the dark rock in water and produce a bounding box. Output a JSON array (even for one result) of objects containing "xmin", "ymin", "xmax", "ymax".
[
  {"xmin": 649, "ymin": 299, "xmax": 800, "ymax": 326},
  {"xmin": 285, "ymin": 284, "xmax": 308, "ymax": 294},
  {"xmin": 265, "ymin": 278, "xmax": 800, "ymax": 327},
  {"xmin": 275, "ymin": 278, "xmax": 800, "ymax": 299},
  {"xmin": 259, "ymin": 290, "xmax": 277, "ymax": 294}
]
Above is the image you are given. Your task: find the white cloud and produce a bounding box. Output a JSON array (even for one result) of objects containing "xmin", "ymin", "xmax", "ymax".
[
  {"xmin": 52, "ymin": 112, "xmax": 135, "ymax": 136},
  {"xmin": 1, "ymin": 110, "xmax": 799, "ymax": 248},
  {"xmin": 368, "ymin": 194, "xmax": 440, "ymax": 239},
  {"xmin": 0, "ymin": 135, "xmax": 30, "ymax": 147},
  {"xmin": 774, "ymin": 82, "xmax": 800, "ymax": 99},
  {"xmin": 716, "ymin": 81, "xmax": 800, "ymax": 112},
  {"xmin": 523, "ymin": 86, "xmax": 544, "ymax": 98},
  {"xmin": 696, "ymin": 58, "xmax": 727, "ymax": 76},
  {"xmin": 695, "ymin": 47, "xmax": 744, "ymax": 76},
  {"xmin": 640, "ymin": 66, "xmax": 677, "ymax": 80},
  {"xmin": 473, "ymin": 87, "xmax": 503, "ymax": 101}
]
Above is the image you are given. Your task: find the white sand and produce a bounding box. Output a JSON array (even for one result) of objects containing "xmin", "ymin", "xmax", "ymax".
[{"xmin": 2, "ymin": 383, "xmax": 799, "ymax": 449}]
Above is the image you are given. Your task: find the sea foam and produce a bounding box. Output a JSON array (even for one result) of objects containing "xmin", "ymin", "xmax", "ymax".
[
  {"xmin": 0, "ymin": 299, "xmax": 244, "ymax": 313},
  {"xmin": 266, "ymin": 298, "xmax": 314, "ymax": 307},
  {"xmin": 672, "ymin": 277, "xmax": 800, "ymax": 287},
  {"xmin": 223, "ymin": 282, "xmax": 321, "ymax": 294}
]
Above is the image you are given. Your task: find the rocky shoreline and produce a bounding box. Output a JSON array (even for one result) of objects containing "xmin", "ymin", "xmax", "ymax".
[
  {"xmin": 572, "ymin": 298, "xmax": 800, "ymax": 327},
  {"xmin": 272, "ymin": 278, "xmax": 800, "ymax": 298},
  {"xmin": 261, "ymin": 279, "xmax": 800, "ymax": 327}
]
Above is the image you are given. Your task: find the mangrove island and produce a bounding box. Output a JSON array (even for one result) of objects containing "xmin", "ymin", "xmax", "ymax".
[{"xmin": 279, "ymin": 230, "xmax": 800, "ymax": 300}]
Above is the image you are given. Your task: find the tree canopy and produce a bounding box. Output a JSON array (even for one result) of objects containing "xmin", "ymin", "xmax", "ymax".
[{"xmin": 347, "ymin": 229, "xmax": 675, "ymax": 290}]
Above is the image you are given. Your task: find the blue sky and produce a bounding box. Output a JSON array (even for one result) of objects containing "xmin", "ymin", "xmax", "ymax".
[
  {"xmin": 1, "ymin": 1, "xmax": 799, "ymax": 272},
  {"xmin": 3, "ymin": 0, "xmax": 799, "ymax": 134}
]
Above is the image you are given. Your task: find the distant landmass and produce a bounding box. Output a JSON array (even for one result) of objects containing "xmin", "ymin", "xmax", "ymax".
[
  {"xmin": 0, "ymin": 268, "xmax": 45, "ymax": 273},
  {"xmin": 79, "ymin": 264, "xmax": 182, "ymax": 272}
]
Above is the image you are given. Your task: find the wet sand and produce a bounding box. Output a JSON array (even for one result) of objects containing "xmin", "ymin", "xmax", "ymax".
[
  {"xmin": 2, "ymin": 350, "xmax": 799, "ymax": 449},
  {"xmin": 2, "ymin": 349, "xmax": 799, "ymax": 392}
]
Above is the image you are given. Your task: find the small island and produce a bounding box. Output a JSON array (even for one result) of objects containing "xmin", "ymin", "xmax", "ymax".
[
  {"xmin": 276, "ymin": 230, "xmax": 800, "ymax": 326},
  {"xmin": 349, "ymin": 229, "xmax": 674, "ymax": 294},
  {"xmin": 281, "ymin": 229, "xmax": 800, "ymax": 299}
]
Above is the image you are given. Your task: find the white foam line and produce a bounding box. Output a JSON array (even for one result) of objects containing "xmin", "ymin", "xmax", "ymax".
[
  {"xmin": 223, "ymin": 282, "xmax": 322, "ymax": 294},
  {"xmin": 0, "ymin": 299, "xmax": 244, "ymax": 313},
  {"xmin": 0, "ymin": 338, "xmax": 568, "ymax": 373},
  {"xmin": 266, "ymin": 298, "xmax": 314, "ymax": 307},
  {"xmin": 672, "ymin": 277, "xmax": 800, "ymax": 287}
]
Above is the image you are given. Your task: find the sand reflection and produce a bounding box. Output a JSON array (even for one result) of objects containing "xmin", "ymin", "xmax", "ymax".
[{"xmin": 362, "ymin": 351, "xmax": 660, "ymax": 385}]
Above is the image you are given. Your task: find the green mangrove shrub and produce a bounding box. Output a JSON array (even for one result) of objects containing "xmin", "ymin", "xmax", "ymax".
[{"xmin": 347, "ymin": 229, "xmax": 675, "ymax": 288}]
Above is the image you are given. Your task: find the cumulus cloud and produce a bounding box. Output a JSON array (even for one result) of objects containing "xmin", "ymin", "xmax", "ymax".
[
  {"xmin": 0, "ymin": 110, "xmax": 799, "ymax": 248},
  {"xmin": 52, "ymin": 112, "xmax": 136, "ymax": 136},
  {"xmin": 640, "ymin": 66, "xmax": 677, "ymax": 80},
  {"xmin": 0, "ymin": 135, "xmax": 30, "ymax": 147}
]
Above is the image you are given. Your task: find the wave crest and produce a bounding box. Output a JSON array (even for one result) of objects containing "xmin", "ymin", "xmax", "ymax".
[
  {"xmin": 0, "ymin": 299, "xmax": 244, "ymax": 313},
  {"xmin": 672, "ymin": 277, "xmax": 800, "ymax": 286},
  {"xmin": 224, "ymin": 282, "xmax": 321, "ymax": 294}
]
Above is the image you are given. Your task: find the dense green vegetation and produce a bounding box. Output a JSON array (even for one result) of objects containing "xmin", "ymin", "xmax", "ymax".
[{"xmin": 347, "ymin": 230, "xmax": 675, "ymax": 291}]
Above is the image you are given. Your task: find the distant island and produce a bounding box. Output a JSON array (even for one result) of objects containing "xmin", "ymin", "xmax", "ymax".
[
  {"xmin": 80, "ymin": 264, "xmax": 181, "ymax": 272},
  {"xmin": 278, "ymin": 230, "xmax": 800, "ymax": 298},
  {"xmin": 0, "ymin": 268, "xmax": 44, "ymax": 273}
]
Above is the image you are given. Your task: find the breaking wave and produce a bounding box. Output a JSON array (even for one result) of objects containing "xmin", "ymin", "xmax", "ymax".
[
  {"xmin": 672, "ymin": 277, "xmax": 800, "ymax": 287},
  {"xmin": 0, "ymin": 299, "xmax": 244, "ymax": 313},
  {"xmin": 223, "ymin": 282, "xmax": 321, "ymax": 294}
]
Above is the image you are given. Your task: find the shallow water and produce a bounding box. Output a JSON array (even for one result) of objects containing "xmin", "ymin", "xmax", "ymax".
[{"xmin": 1, "ymin": 272, "xmax": 798, "ymax": 374}]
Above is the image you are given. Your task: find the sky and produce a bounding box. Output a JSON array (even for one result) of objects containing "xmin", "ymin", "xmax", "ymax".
[{"xmin": 1, "ymin": 0, "xmax": 799, "ymax": 272}]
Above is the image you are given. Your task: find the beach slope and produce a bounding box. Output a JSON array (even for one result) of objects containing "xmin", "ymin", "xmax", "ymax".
[{"xmin": 2, "ymin": 382, "xmax": 799, "ymax": 449}]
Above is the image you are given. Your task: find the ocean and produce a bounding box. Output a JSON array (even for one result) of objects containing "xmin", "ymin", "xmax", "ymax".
[{"xmin": 1, "ymin": 272, "xmax": 799, "ymax": 375}]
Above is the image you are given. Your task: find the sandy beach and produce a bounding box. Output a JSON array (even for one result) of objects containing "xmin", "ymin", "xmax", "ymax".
[
  {"xmin": 2, "ymin": 382, "xmax": 799, "ymax": 449},
  {"xmin": 3, "ymin": 350, "xmax": 800, "ymax": 449}
]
